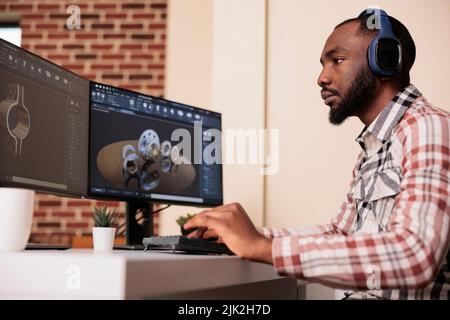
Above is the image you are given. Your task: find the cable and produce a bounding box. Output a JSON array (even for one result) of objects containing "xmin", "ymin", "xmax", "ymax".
[{"xmin": 115, "ymin": 204, "xmax": 171, "ymax": 237}]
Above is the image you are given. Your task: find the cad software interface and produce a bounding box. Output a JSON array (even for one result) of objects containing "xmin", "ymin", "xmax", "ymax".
[
  {"xmin": 0, "ymin": 39, "xmax": 89, "ymax": 196},
  {"xmin": 89, "ymin": 82, "xmax": 223, "ymax": 205}
]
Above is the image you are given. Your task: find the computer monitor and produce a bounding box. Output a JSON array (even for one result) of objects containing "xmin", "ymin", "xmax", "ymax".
[
  {"xmin": 89, "ymin": 82, "xmax": 223, "ymax": 245},
  {"xmin": 0, "ymin": 38, "xmax": 89, "ymax": 197}
]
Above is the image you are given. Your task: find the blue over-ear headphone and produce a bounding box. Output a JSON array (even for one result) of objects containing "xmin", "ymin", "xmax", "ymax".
[{"xmin": 358, "ymin": 8, "xmax": 402, "ymax": 77}]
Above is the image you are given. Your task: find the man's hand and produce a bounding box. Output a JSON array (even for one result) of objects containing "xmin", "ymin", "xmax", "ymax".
[{"xmin": 184, "ymin": 202, "xmax": 273, "ymax": 264}]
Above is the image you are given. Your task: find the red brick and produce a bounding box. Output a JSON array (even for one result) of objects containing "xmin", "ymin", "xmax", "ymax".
[
  {"xmin": 131, "ymin": 54, "xmax": 154, "ymax": 60},
  {"xmin": 150, "ymin": 24, "xmax": 166, "ymax": 29},
  {"xmin": 10, "ymin": 4, "xmax": 34, "ymax": 11},
  {"xmin": 105, "ymin": 13, "xmax": 127, "ymax": 19},
  {"xmin": 62, "ymin": 44, "xmax": 84, "ymax": 49},
  {"xmin": 102, "ymin": 74, "xmax": 123, "ymax": 80},
  {"xmin": 121, "ymin": 23, "xmax": 143, "ymax": 29},
  {"xmin": 103, "ymin": 54, "xmax": 125, "ymax": 60},
  {"xmin": 22, "ymin": 14, "xmax": 45, "ymax": 19},
  {"xmin": 158, "ymin": 75, "xmax": 165, "ymax": 80},
  {"xmin": 119, "ymin": 84, "xmax": 142, "ymax": 91},
  {"xmin": 36, "ymin": 24, "xmax": 59, "ymax": 30},
  {"xmin": 20, "ymin": 24, "xmax": 32, "ymax": 31},
  {"xmin": 66, "ymin": 222, "xmax": 89, "ymax": 228},
  {"xmin": 22, "ymin": 34, "xmax": 41, "ymax": 39},
  {"xmin": 82, "ymin": 211, "xmax": 94, "ymax": 218},
  {"xmin": 91, "ymin": 64, "xmax": 114, "ymax": 70},
  {"xmin": 48, "ymin": 33, "xmax": 70, "ymax": 39},
  {"xmin": 75, "ymin": 54, "xmax": 97, "ymax": 59},
  {"xmin": 103, "ymin": 33, "xmax": 126, "ymax": 39},
  {"xmin": 68, "ymin": 200, "xmax": 92, "ymax": 207},
  {"xmin": 148, "ymin": 44, "xmax": 165, "ymax": 50},
  {"xmin": 92, "ymin": 23, "xmax": 114, "ymax": 29},
  {"xmin": 84, "ymin": 73, "xmax": 97, "ymax": 81},
  {"xmin": 48, "ymin": 14, "xmax": 68, "ymax": 19},
  {"xmin": 147, "ymin": 85, "xmax": 164, "ymax": 90},
  {"xmin": 96, "ymin": 201, "xmax": 120, "ymax": 208},
  {"xmin": 129, "ymin": 74, "xmax": 153, "ymax": 80},
  {"xmin": 33, "ymin": 211, "xmax": 47, "ymax": 218},
  {"xmin": 133, "ymin": 13, "xmax": 156, "ymax": 19},
  {"xmin": 120, "ymin": 44, "xmax": 142, "ymax": 50},
  {"xmin": 47, "ymin": 54, "xmax": 70, "ymax": 61},
  {"xmin": 75, "ymin": 33, "xmax": 98, "ymax": 40},
  {"xmin": 37, "ymin": 4, "xmax": 61, "ymax": 10},
  {"xmin": 39, "ymin": 200, "xmax": 62, "ymax": 207},
  {"xmin": 122, "ymin": 3, "xmax": 145, "ymax": 9},
  {"xmin": 148, "ymin": 64, "xmax": 164, "ymax": 69},
  {"xmin": 35, "ymin": 44, "xmax": 57, "ymax": 50},
  {"xmin": 131, "ymin": 34, "xmax": 154, "ymax": 40},
  {"xmin": 94, "ymin": 3, "xmax": 117, "ymax": 9},
  {"xmin": 52, "ymin": 232, "xmax": 75, "ymax": 237},
  {"xmin": 120, "ymin": 64, "xmax": 142, "ymax": 69},
  {"xmin": 62, "ymin": 64, "xmax": 85, "ymax": 71},
  {"xmin": 91, "ymin": 44, "xmax": 113, "ymax": 50},
  {"xmin": 81, "ymin": 14, "xmax": 100, "ymax": 20},
  {"xmin": 52, "ymin": 211, "xmax": 76, "ymax": 218},
  {"xmin": 37, "ymin": 222, "xmax": 61, "ymax": 228},
  {"xmin": 150, "ymin": 3, "xmax": 167, "ymax": 9}
]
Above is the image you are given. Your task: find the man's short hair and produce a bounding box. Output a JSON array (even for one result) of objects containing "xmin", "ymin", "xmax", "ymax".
[{"xmin": 335, "ymin": 14, "xmax": 416, "ymax": 87}]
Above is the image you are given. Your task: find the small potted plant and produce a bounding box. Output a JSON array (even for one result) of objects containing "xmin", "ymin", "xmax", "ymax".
[
  {"xmin": 176, "ymin": 213, "xmax": 197, "ymax": 236},
  {"xmin": 92, "ymin": 206, "xmax": 117, "ymax": 251}
]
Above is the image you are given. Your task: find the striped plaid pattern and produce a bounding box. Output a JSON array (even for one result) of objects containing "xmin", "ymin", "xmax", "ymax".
[{"xmin": 261, "ymin": 85, "xmax": 450, "ymax": 299}]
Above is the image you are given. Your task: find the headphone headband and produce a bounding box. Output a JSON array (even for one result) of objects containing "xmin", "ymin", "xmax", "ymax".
[{"xmin": 358, "ymin": 8, "xmax": 402, "ymax": 77}]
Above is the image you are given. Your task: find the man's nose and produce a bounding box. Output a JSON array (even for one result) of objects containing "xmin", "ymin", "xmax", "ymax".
[{"xmin": 317, "ymin": 69, "xmax": 331, "ymax": 88}]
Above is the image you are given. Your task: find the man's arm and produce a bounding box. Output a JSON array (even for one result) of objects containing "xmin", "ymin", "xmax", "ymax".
[{"xmin": 271, "ymin": 112, "xmax": 450, "ymax": 289}]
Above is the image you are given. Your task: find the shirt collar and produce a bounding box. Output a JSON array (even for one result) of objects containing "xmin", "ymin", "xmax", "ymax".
[{"xmin": 356, "ymin": 84, "xmax": 422, "ymax": 151}]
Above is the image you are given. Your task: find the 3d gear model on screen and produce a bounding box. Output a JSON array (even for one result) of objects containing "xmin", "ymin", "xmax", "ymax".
[
  {"xmin": 96, "ymin": 129, "xmax": 196, "ymax": 193},
  {"xmin": 0, "ymin": 83, "xmax": 31, "ymax": 156}
]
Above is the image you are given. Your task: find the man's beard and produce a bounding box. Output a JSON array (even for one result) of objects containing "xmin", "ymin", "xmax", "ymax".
[{"xmin": 328, "ymin": 66, "xmax": 377, "ymax": 125}]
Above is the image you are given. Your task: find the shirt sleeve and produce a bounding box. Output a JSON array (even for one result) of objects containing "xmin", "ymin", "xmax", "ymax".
[
  {"xmin": 259, "ymin": 159, "xmax": 360, "ymax": 239},
  {"xmin": 271, "ymin": 112, "xmax": 450, "ymax": 290}
]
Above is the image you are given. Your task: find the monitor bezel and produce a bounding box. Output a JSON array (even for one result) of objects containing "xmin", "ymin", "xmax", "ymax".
[{"xmin": 87, "ymin": 81, "xmax": 224, "ymax": 207}]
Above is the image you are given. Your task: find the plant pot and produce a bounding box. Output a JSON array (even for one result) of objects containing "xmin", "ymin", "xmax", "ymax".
[
  {"xmin": 0, "ymin": 188, "xmax": 35, "ymax": 251},
  {"xmin": 92, "ymin": 227, "xmax": 116, "ymax": 251}
]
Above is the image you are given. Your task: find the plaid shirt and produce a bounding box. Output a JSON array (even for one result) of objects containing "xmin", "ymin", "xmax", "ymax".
[{"xmin": 261, "ymin": 84, "xmax": 450, "ymax": 299}]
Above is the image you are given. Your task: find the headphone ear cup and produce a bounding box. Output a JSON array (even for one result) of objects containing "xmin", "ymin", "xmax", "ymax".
[
  {"xmin": 367, "ymin": 38, "xmax": 379, "ymax": 76},
  {"xmin": 367, "ymin": 37, "xmax": 402, "ymax": 77},
  {"xmin": 376, "ymin": 38, "xmax": 402, "ymax": 75}
]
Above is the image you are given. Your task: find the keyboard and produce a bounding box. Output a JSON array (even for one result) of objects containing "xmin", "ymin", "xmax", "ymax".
[
  {"xmin": 26, "ymin": 243, "xmax": 69, "ymax": 250},
  {"xmin": 142, "ymin": 235, "xmax": 234, "ymax": 255}
]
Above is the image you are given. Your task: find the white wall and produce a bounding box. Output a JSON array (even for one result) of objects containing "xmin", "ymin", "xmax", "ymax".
[{"xmin": 211, "ymin": 0, "xmax": 267, "ymax": 227}]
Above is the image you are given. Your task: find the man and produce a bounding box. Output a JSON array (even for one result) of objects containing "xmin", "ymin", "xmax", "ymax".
[{"xmin": 185, "ymin": 9, "xmax": 450, "ymax": 299}]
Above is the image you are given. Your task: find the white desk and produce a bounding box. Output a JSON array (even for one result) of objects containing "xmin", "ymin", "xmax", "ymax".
[{"xmin": 0, "ymin": 249, "xmax": 301, "ymax": 299}]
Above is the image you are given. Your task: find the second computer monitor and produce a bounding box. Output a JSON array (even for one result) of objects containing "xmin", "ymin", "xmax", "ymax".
[{"xmin": 89, "ymin": 82, "xmax": 223, "ymax": 206}]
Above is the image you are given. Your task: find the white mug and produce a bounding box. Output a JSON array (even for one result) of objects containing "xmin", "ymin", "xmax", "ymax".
[{"xmin": 0, "ymin": 188, "xmax": 35, "ymax": 251}]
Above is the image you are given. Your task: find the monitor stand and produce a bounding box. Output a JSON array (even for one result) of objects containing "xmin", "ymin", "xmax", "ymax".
[{"xmin": 113, "ymin": 200, "xmax": 154, "ymax": 250}]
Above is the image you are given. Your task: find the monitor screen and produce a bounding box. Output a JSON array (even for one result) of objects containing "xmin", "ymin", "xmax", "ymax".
[
  {"xmin": 89, "ymin": 82, "xmax": 223, "ymax": 206},
  {"xmin": 0, "ymin": 39, "xmax": 89, "ymax": 196}
]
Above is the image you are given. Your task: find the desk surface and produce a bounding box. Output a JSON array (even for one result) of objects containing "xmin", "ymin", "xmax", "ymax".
[{"xmin": 0, "ymin": 249, "xmax": 292, "ymax": 299}]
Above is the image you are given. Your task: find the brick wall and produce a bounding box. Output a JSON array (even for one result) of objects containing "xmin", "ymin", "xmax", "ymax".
[{"xmin": 1, "ymin": 0, "xmax": 167, "ymax": 245}]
